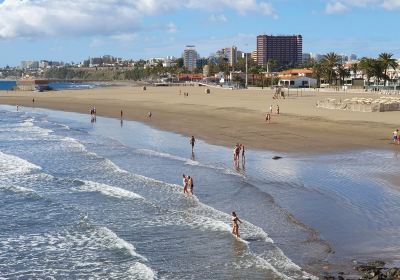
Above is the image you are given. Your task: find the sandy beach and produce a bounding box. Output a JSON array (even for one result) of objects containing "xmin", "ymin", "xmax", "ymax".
[{"xmin": 1, "ymin": 85, "xmax": 399, "ymax": 153}]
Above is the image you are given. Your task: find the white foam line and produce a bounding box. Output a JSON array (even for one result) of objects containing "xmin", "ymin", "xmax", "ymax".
[
  {"xmin": 61, "ymin": 137, "xmax": 87, "ymax": 152},
  {"xmin": 81, "ymin": 154, "xmax": 310, "ymax": 279},
  {"xmin": 128, "ymin": 262, "xmax": 156, "ymax": 280},
  {"xmin": 98, "ymin": 227, "xmax": 148, "ymax": 261},
  {"xmin": 0, "ymin": 184, "xmax": 36, "ymax": 194},
  {"xmin": 136, "ymin": 148, "xmax": 245, "ymax": 178},
  {"xmin": 136, "ymin": 148, "xmax": 199, "ymax": 166},
  {"xmin": 0, "ymin": 150, "xmax": 42, "ymax": 175},
  {"xmin": 79, "ymin": 180, "xmax": 144, "ymax": 200}
]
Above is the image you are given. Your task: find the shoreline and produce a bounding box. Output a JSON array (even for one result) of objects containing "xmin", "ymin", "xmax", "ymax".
[
  {"xmin": 0, "ymin": 85, "xmax": 398, "ymax": 155},
  {"xmin": 2, "ymin": 91, "xmax": 400, "ymax": 278}
]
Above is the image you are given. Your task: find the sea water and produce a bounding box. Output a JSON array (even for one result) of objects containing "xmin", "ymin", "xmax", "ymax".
[
  {"xmin": 1, "ymin": 105, "xmax": 400, "ymax": 279},
  {"xmin": 0, "ymin": 81, "xmax": 101, "ymax": 91}
]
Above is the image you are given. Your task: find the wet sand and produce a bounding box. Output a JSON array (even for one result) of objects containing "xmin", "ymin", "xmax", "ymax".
[{"xmin": 1, "ymin": 86, "xmax": 399, "ymax": 154}]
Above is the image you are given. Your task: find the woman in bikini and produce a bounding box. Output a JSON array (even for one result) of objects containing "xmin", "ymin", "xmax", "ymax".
[
  {"xmin": 231, "ymin": 211, "xmax": 243, "ymax": 238},
  {"xmin": 182, "ymin": 174, "xmax": 188, "ymax": 194}
]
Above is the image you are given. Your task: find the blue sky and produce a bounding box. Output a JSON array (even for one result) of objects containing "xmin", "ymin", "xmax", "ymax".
[{"xmin": 0, "ymin": 0, "xmax": 399, "ymax": 67}]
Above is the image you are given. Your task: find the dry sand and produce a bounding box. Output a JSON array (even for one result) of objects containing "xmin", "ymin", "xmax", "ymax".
[{"xmin": 1, "ymin": 85, "xmax": 399, "ymax": 154}]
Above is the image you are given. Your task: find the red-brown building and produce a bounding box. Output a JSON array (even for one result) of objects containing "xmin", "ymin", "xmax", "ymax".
[
  {"xmin": 177, "ymin": 73, "xmax": 204, "ymax": 81},
  {"xmin": 257, "ymin": 35, "xmax": 302, "ymax": 67},
  {"xmin": 16, "ymin": 79, "xmax": 49, "ymax": 91}
]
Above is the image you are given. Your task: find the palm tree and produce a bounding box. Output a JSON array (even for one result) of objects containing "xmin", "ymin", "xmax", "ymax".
[
  {"xmin": 378, "ymin": 53, "xmax": 398, "ymax": 86},
  {"xmin": 350, "ymin": 63, "xmax": 359, "ymax": 79},
  {"xmin": 312, "ymin": 61, "xmax": 324, "ymax": 88},
  {"xmin": 359, "ymin": 57, "xmax": 375, "ymax": 86},
  {"xmin": 372, "ymin": 60, "xmax": 385, "ymax": 85},
  {"xmin": 337, "ymin": 65, "xmax": 351, "ymax": 86},
  {"xmin": 322, "ymin": 52, "xmax": 340, "ymax": 85}
]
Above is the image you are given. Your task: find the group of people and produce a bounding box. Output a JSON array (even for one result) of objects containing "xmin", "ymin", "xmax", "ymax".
[
  {"xmin": 182, "ymin": 174, "xmax": 194, "ymax": 195},
  {"xmin": 186, "ymin": 137, "xmax": 243, "ymax": 237},
  {"xmin": 393, "ymin": 129, "xmax": 400, "ymax": 144},
  {"xmin": 266, "ymin": 104, "xmax": 280, "ymax": 123},
  {"xmin": 233, "ymin": 143, "xmax": 245, "ymax": 161}
]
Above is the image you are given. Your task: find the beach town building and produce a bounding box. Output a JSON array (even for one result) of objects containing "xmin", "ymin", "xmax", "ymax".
[
  {"xmin": 20, "ymin": 61, "xmax": 39, "ymax": 70},
  {"xmin": 256, "ymin": 35, "xmax": 302, "ymax": 66},
  {"xmin": 216, "ymin": 46, "xmax": 238, "ymax": 66},
  {"xmin": 350, "ymin": 54, "xmax": 358, "ymax": 61},
  {"xmin": 16, "ymin": 79, "xmax": 49, "ymax": 91},
  {"xmin": 183, "ymin": 45, "xmax": 199, "ymax": 72},
  {"xmin": 177, "ymin": 73, "xmax": 203, "ymax": 82},
  {"xmin": 310, "ymin": 53, "xmax": 324, "ymax": 62},
  {"xmin": 302, "ymin": 53, "xmax": 311, "ymax": 63},
  {"xmin": 251, "ymin": 50, "xmax": 258, "ymax": 62},
  {"xmin": 277, "ymin": 68, "xmax": 316, "ymax": 88}
]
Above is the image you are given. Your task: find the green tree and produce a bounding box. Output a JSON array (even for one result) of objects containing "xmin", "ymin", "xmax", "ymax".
[
  {"xmin": 336, "ymin": 65, "xmax": 350, "ymax": 86},
  {"xmin": 322, "ymin": 52, "xmax": 340, "ymax": 85},
  {"xmin": 378, "ymin": 52, "xmax": 398, "ymax": 86},
  {"xmin": 350, "ymin": 63, "xmax": 358, "ymax": 79},
  {"xmin": 312, "ymin": 61, "xmax": 324, "ymax": 87},
  {"xmin": 359, "ymin": 57, "xmax": 375, "ymax": 86}
]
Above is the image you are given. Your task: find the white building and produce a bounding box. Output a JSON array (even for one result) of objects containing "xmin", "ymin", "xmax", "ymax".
[
  {"xmin": 21, "ymin": 61, "xmax": 39, "ymax": 70},
  {"xmin": 183, "ymin": 45, "xmax": 199, "ymax": 72},
  {"xmin": 279, "ymin": 76, "xmax": 317, "ymax": 88}
]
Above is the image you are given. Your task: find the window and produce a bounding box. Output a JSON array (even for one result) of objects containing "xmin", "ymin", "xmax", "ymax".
[{"xmin": 290, "ymin": 81, "xmax": 295, "ymax": 85}]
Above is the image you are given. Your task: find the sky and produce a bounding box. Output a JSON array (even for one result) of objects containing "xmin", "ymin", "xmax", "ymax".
[{"xmin": 0, "ymin": 0, "xmax": 399, "ymax": 67}]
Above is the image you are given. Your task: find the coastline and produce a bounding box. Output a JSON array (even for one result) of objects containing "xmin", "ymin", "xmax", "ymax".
[
  {"xmin": 0, "ymin": 85, "xmax": 398, "ymax": 155},
  {"xmin": 2, "ymin": 92, "xmax": 400, "ymax": 278}
]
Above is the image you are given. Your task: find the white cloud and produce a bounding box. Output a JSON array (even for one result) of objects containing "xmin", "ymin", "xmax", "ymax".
[
  {"xmin": 324, "ymin": 0, "xmax": 400, "ymax": 11},
  {"xmin": 0, "ymin": 0, "xmax": 276, "ymax": 39},
  {"xmin": 210, "ymin": 14, "xmax": 228, "ymax": 22},
  {"xmin": 382, "ymin": 0, "xmax": 400, "ymax": 10},
  {"xmin": 325, "ymin": 2, "xmax": 349, "ymax": 14},
  {"xmin": 167, "ymin": 22, "xmax": 178, "ymax": 33}
]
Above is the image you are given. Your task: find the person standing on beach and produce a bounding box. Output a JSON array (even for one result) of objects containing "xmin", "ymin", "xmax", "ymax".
[
  {"xmin": 120, "ymin": 110, "xmax": 123, "ymax": 119},
  {"xmin": 265, "ymin": 113, "xmax": 271, "ymax": 123},
  {"xmin": 393, "ymin": 129, "xmax": 398, "ymax": 144},
  {"xmin": 269, "ymin": 105, "xmax": 272, "ymax": 113},
  {"xmin": 182, "ymin": 174, "xmax": 188, "ymax": 194},
  {"xmin": 190, "ymin": 136, "xmax": 195, "ymax": 152},
  {"xmin": 148, "ymin": 112, "xmax": 152, "ymax": 118},
  {"xmin": 231, "ymin": 212, "xmax": 243, "ymax": 238},
  {"xmin": 277, "ymin": 105, "xmax": 280, "ymax": 114},
  {"xmin": 32, "ymin": 98, "xmax": 35, "ymax": 105},
  {"xmin": 241, "ymin": 144, "xmax": 245, "ymax": 160}
]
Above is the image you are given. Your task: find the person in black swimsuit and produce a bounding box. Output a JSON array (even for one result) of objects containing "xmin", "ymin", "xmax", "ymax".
[{"xmin": 231, "ymin": 211, "xmax": 243, "ymax": 237}]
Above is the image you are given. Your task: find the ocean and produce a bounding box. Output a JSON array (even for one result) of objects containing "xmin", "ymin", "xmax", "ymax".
[
  {"xmin": 1, "ymin": 105, "xmax": 400, "ymax": 279},
  {"xmin": 0, "ymin": 80, "xmax": 101, "ymax": 91}
]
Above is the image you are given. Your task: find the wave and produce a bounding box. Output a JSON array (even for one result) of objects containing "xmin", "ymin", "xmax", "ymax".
[
  {"xmin": 0, "ymin": 150, "xmax": 42, "ymax": 176},
  {"xmin": 135, "ymin": 148, "xmax": 246, "ymax": 178},
  {"xmin": 127, "ymin": 262, "xmax": 156, "ymax": 280},
  {"xmin": 97, "ymin": 227, "xmax": 147, "ymax": 261},
  {"xmin": 0, "ymin": 184, "xmax": 36, "ymax": 194},
  {"xmin": 0, "ymin": 225, "xmax": 153, "ymax": 279},
  {"xmin": 61, "ymin": 137, "xmax": 87, "ymax": 152},
  {"xmin": 0, "ymin": 118, "xmax": 53, "ymax": 137},
  {"xmin": 74, "ymin": 180, "xmax": 144, "ymax": 201},
  {"xmin": 135, "ymin": 148, "xmax": 199, "ymax": 165}
]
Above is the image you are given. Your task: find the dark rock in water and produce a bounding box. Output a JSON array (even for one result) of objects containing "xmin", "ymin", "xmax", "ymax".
[
  {"xmin": 353, "ymin": 260, "xmax": 400, "ymax": 280},
  {"xmin": 272, "ymin": 156, "xmax": 282, "ymax": 160}
]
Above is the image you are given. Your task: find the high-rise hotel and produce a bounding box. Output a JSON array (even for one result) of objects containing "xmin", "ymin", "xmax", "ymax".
[
  {"xmin": 256, "ymin": 35, "xmax": 302, "ymax": 66},
  {"xmin": 183, "ymin": 45, "xmax": 199, "ymax": 72}
]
